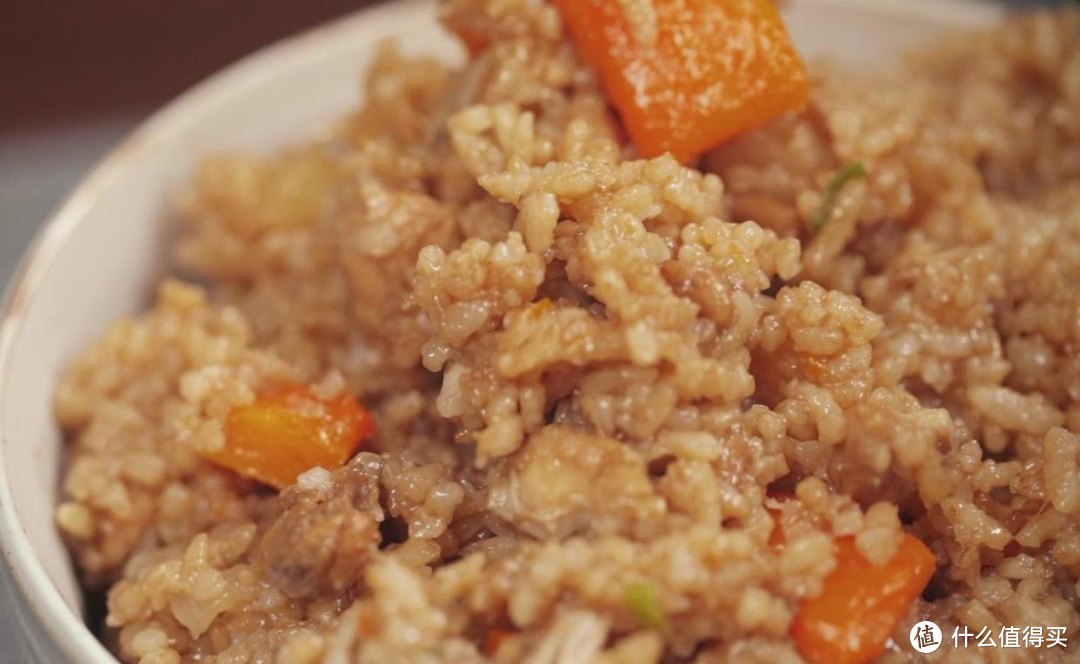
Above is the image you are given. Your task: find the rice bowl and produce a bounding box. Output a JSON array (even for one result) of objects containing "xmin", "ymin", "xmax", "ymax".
[{"xmin": 5, "ymin": 0, "xmax": 1080, "ymax": 662}]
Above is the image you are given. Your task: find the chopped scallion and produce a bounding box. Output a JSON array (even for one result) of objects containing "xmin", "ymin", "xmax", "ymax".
[
  {"xmin": 811, "ymin": 161, "xmax": 869, "ymax": 231},
  {"xmin": 625, "ymin": 581, "xmax": 667, "ymax": 630}
]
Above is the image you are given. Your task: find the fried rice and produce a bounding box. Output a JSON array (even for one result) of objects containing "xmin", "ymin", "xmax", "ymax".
[{"xmin": 53, "ymin": 1, "xmax": 1079, "ymax": 662}]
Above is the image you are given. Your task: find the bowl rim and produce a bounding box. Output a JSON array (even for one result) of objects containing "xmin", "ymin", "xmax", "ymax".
[{"xmin": 0, "ymin": 0, "xmax": 1001, "ymax": 660}]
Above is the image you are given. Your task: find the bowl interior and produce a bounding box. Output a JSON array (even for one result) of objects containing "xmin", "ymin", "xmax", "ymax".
[{"xmin": 0, "ymin": 0, "xmax": 999, "ymax": 659}]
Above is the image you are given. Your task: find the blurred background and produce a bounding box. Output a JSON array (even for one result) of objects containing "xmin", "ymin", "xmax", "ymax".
[{"xmin": 0, "ymin": 0, "xmax": 376, "ymax": 288}]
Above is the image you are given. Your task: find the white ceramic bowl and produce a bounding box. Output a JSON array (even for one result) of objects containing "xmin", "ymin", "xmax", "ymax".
[{"xmin": 0, "ymin": 0, "xmax": 1000, "ymax": 660}]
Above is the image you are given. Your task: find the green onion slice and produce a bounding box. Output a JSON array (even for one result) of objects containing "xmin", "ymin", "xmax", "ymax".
[{"xmin": 811, "ymin": 161, "xmax": 869, "ymax": 231}]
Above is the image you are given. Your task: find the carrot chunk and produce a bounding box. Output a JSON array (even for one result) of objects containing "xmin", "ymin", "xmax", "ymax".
[
  {"xmin": 453, "ymin": 24, "xmax": 491, "ymax": 57},
  {"xmin": 552, "ymin": 0, "xmax": 810, "ymax": 162},
  {"xmin": 483, "ymin": 629, "xmax": 514, "ymax": 656},
  {"xmin": 791, "ymin": 534, "xmax": 937, "ymax": 664},
  {"xmin": 204, "ymin": 384, "xmax": 375, "ymax": 489}
]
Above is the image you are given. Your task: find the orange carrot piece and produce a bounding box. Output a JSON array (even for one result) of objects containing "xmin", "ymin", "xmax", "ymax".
[
  {"xmin": 767, "ymin": 508, "xmax": 786, "ymax": 548},
  {"xmin": 552, "ymin": 0, "xmax": 810, "ymax": 162},
  {"xmin": 483, "ymin": 629, "xmax": 514, "ymax": 656},
  {"xmin": 443, "ymin": 9, "xmax": 492, "ymax": 57},
  {"xmin": 791, "ymin": 534, "xmax": 937, "ymax": 664},
  {"xmin": 205, "ymin": 384, "xmax": 375, "ymax": 489},
  {"xmin": 454, "ymin": 25, "xmax": 491, "ymax": 57}
]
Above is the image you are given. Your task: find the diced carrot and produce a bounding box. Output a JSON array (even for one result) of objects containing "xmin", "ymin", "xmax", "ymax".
[
  {"xmin": 443, "ymin": 9, "xmax": 492, "ymax": 57},
  {"xmin": 355, "ymin": 605, "xmax": 377, "ymax": 637},
  {"xmin": 791, "ymin": 534, "xmax": 937, "ymax": 664},
  {"xmin": 204, "ymin": 383, "xmax": 375, "ymax": 490},
  {"xmin": 767, "ymin": 508, "xmax": 787, "ymax": 548},
  {"xmin": 483, "ymin": 629, "xmax": 514, "ymax": 656},
  {"xmin": 552, "ymin": 0, "xmax": 810, "ymax": 162},
  {"xmin": 454, "ymin": 24, "xmax": 491, "ymax": 57}
]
